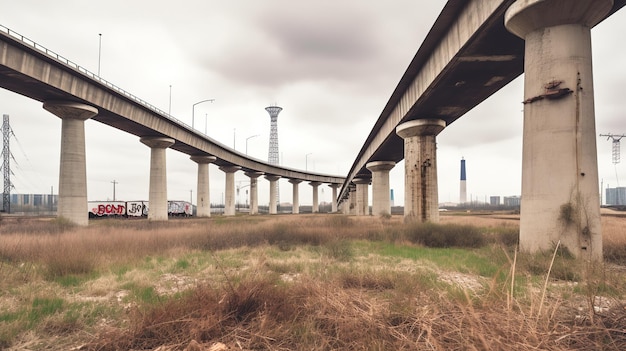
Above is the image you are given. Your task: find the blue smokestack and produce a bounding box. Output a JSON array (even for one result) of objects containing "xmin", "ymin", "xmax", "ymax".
[{"xmin": 460, "ymin": 158, "xmax": 466, "ymax": 181}]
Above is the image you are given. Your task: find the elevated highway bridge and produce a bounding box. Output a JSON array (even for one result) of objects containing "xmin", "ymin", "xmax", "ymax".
[
  {"xmin": 0, "ymin": 24, "xmax": 344, "ymax": 224},
  {"xmin": 338, "ymin": 0, "xmax": 625, "ymax": 261},
  {"xmin": 1, "ymin": 0, "xmax": 622, "ymax": 261}
]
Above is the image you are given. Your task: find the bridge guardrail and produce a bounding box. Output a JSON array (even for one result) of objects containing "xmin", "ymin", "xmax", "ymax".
[
  {"xmin": 0, "ymin": 24, "xmax": 189, "ymax": 128},
  {"xmin": 0, "ymin": 24, "xmax": 346, "ymax": 183}
]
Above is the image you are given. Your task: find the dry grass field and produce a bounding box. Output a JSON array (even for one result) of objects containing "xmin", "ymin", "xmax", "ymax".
[{"xmin": 0, "ymin": 212, "xmax": 625, "ymax": 350}]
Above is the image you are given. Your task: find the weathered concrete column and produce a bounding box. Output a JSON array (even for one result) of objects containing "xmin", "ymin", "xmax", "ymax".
[
  {"xmin": 140, "ymin": 136, "xmax": 176, "ymax": 221},
  {"xmin": 367, "ymin": 161, "xmax": 396, "ymax": 216},
  {"xmin": 219, "ymin": 166, "xmax": 241, "ymax": 216},
  {"xmin": 289, "ymin": 179, "xmax": 302, "ymax": 214},
  {"xmin": 396, "ymin": 119, "xmax": 446, "ymax": 223},
  {"xmin": 310, "ymin": 181, "xmax": 321, "ymax": 213},
  {"xmin": 505, "ymin": 0, "xmax": 609, "ymax": 260},
  {"xmin": 265, "ymin": 175, "xmax": 281, "ymax": 214},
  {"xmin": 353, "ymin": 178, "xmax": 371, "ymax": 216},
  {"xmin": 44, "ymin": 101, "xmax": 98, "ymax": 226},
  {"xmin": 245, "ymin": 171, "xmax": 263, "ymax": 215},
  {"xmin": 328, "ymin": 184, "xmax": 340, "ymax": 213},
  {"xmin": 349, "ymin": 185, "xmax": 357, "ymax": 215},
  {"xmin": 190, "ymin": 155, "xmax": 216, "ymax": 217}
]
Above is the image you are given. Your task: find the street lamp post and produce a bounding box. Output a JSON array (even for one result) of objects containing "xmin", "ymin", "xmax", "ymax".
[
  {"xmin": 111, "ymin": 180, "xmax": 118, "ymax": 201},
  {"xmin": 98, "ymin": 33, "xmax": 102, "ymax": 76},
  {"xmin": 168, "ymin": 85, "xmax": 172, "ymax": 115},
  {"xmin": 246, "ymin": 134, "xmax": 260, "ymax": 155},
  {"xmin": 306, "ymin": 153, "xmax": 312, "ymax": 171},
  {"xmin": 192, "ymin": 99, "xmax": 215, "ymax": 129}
]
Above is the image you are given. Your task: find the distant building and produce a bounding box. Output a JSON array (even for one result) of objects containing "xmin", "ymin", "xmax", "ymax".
[
  {"xmin": 503, "ymin": 196, "xmax": 521, "ymax": 207},
  {"xmin": 490, "ymin": 196, "xmax": 501, "ymax": 206},
  {"xmin": 1, "ymin": 193, "xmax": 58, "ymax": 214},
  {"xmin": 606, "ymin": 187, "xmax": 626, "ymax": 206}
]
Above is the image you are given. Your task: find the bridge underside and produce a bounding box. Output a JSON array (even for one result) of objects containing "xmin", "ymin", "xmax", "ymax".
[{"xmin": 342, "ymin": 0, "xmax": 626, "ymax": 200}]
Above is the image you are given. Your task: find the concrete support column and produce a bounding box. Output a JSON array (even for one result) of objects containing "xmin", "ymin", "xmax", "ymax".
[
  {"xmin": 140, "ymin": 136, "xmax": 176, "ymax": 221},
  {"xmin": 367, "ymin": 161, "xmax": 396, "ymax": 216},
  {"xmin": 310, "ymin": 181, "xmax": 321, "ymax": 213},
  {"xmin": 289, "ymin": 179, "xmax": 302, "ymax": 214},
  {"xmin": 44, "ymin": 101, "xmax": 98, "ymax": 226},
  {"xmin": 219, "ymin": 166, "xmax": 241, "ymax": 216},
  {"xmin": 265, "ymin": 175, "xmax": 281, "ymax": 214},
  {"xmin": 245, "ymin": 171, "xmax": 263, "ymax": 215},
  {"xmin": 190, "ymin": 155, "xmax": 216, "ymax": 217},
  {"xmin": 396, "ymin": 119, "xmax": 446, "ymax": 223},
  {"xmin": 329, "ymin": 184, "xmax": 340, "ymax": 212},
  {"xmin": 353, "ymin": 178, "xmax": 371, "ymax": 216},
  {"xmin": 349, "ymin": 185, "xmax": 357, "ymax": 215},
  {"xmin": 505, "ymin": 0, "xmax": 610, "ymax": 260}
]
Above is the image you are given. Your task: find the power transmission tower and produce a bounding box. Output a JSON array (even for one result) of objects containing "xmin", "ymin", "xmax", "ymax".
[
  {"xmin": 265, "ymin": 106, "xmax": 282, "ymax": 207},
  {"xmin": 600, "ymin": 133, "xmax": 626, "ymax": 205},
  {"xmin": 1, "ymin": 114, "xmax": 14, "ymax": 213},
  {"xmin": 599, "ymin": 133, "xmax": 626, "ymax": 165}
]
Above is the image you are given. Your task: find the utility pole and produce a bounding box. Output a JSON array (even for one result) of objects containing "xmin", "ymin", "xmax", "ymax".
[{"xmin": 111, "ymin": 180, "xmax": 118, "ymax": 201}]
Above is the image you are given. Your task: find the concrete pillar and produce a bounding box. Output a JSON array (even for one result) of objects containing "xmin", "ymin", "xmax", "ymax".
[
  {"xmin": 140, "ymin": 137, "xmax": 176, "ymax": 221},
  {"xmin": 43, "ymin": 101, "xmax": 98, "ymax": 226},
  {"xmin": 245, "ymin": 171, "xmax": 263, "ymax": 214},
  {"xmin": 505, "ymin": 0, "xmax": 609, "ymax": 260},
  {"xmin": 367, "ymin": 161, "xmax": 396, "ymax": 216},
  {"xmin": 310, "ymin": 181, "xmax": 321, "ymax": 213},
  {"xmin": 289, "ymin": 179, "xmax": 302, "ymax": 214},
  {"xmin": 349, "ymin": 185, "xmax": 357, "ymax": 215},
  {"xmin": 396, "ymin": 119, "xmax": 445, "ymax": 223},
  {"xmin": 353, "ymin": 178, "xmax": 370, "ymax": 216},
  {"xmin": 190, "ymin": 155, "xmax": 216, "ymax": 217},
  {"xmin": 329, "ymin": 184, "xmax": 340, "ymax": 212},
  {"xmin": 219, "ymin": 166, "xmax": 240, "ymax": 216},
  {"xmin": 265, "ymin": 175, "xmax": 281, "ymax": 214}
]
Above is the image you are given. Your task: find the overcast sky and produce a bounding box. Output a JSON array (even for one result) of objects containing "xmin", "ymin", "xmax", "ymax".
[{"xmin": 1, "ymin": 1, "xmax": 625, "ymax": 207}]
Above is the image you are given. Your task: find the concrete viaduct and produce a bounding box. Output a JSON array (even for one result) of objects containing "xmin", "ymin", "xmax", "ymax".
[
  {"xmin": 1, "ymin": 0, "xmax": 624, "ymax": 261},
  {"xmin": 0, "ymin": 25, "xmax": 344, "ymax": 226},
  {"xmin": 338, "ymin": 0, "xmax": 625, "ymax": 261}
]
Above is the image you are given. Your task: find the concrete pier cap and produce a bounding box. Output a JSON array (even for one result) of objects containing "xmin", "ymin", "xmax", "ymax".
[
  {"xmin": 245, "ymin": 171, "xmax": 264, "ymax": 179},
  {"xmin": 265, "ymin": 174, "xmax": 281, "ymax": 182},
  {"xmin": 190, "ymin": 155, "xmax": 217, "ymax": 164},
  {"xmin": 366, "ymin": 161, "xmax": 396, "ymax": 173},
  {"xmin": 140, "ymin": 136, "xmax": 175, "ymax": 149},
  {"xmin": 396, "ymin": 119, "xmax": 446, "ymax": 139},
  {"xmin": 44, "ymin": 101, "xmax": 98, "ymax": 121},
  {"xmin": 505, "ymin": 0, "xmax": 613, "ymax": 39}
]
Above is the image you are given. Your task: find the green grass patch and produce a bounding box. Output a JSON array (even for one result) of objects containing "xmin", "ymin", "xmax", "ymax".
[
  {"xmin": 28, "ymin": 297, "xmax": 65, "ymax": 327},
  {"xmin": 371, "ymin": 242, "xmax": 505, "ymax": 278}
]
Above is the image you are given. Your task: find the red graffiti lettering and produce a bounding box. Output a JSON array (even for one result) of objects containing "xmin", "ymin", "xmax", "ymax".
[{"xmin": 95, "ymin": 204, "xmax": 125, "ymax": 215}]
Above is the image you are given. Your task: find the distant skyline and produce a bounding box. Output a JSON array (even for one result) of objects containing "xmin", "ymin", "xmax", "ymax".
[{"xmin": 1, "ymin": 1, "xmax": 625, "ymax": 208}]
